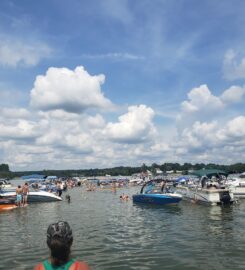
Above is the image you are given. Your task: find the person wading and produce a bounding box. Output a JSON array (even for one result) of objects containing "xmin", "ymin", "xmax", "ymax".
[
  {"xmin": 22, "ymin": 182, "xmax": 29, "ymax": 206},
  {"xmin": 16, "ymin": 185, "xmax": 22, "ymax": 207}
]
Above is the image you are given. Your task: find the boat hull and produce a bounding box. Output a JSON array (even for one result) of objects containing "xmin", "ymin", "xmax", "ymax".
[
  {"xmin": 0, "ymin": 204, "xmax": 17, "ymax": 210},
  {"xmin": 133, "ymin": 193, "xmax": 182, "ymax": 205},
  {"xmin": 0, "ymin": 198, "xmax": 17, "ymax": 210},
  {"xmin": 175, "ymin": 186, "xmax": 234, "ymax": 205},
  {"xmin": 228, "ymin": 186, "xmax": 245, "ymax": 198},
  {"xmin": 0, "ymin": 191, "xmax": 62, "ymax": 202}
]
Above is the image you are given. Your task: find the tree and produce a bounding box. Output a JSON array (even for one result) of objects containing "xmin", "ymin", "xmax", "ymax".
[
  {"xmin": 141, "ymin": 163, "xmax": 147, "ymax": 173},
  {"xmin": 0, "ymin": 164, "xmax": 10, "ymax": 172}
]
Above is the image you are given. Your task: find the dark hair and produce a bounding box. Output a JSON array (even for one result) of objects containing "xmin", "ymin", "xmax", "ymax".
[{"xmin": 47, "ymin": 221, "xmax": 73, "ymax": 266}]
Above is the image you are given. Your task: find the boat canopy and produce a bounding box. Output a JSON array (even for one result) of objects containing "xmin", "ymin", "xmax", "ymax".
[
  {"xmin": 191, "ymin": 169, "xmax": 228, "ymax": 178},
  {"xmin": 21, "ymin": 174, "xmax": 46, "ymax": 180},
  {"xmin": 175, "ymin": 176, "xmax": 189, "ymax": 183}
]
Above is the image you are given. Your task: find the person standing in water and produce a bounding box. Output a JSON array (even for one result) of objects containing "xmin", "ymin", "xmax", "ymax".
[
  {"xmin": 16, "ymin": 185, "xmax": 22, "ymax": 207},
  {"xmin": 22, "ymin": 182, "xmax": 29, "ymax": 206},
  {"xmin": 34, "ymin": 221, "xmax": 90, "ymax": 270}
]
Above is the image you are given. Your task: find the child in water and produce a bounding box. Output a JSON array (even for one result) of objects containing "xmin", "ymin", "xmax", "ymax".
[{"xmin": 120, "ymin": 193, "xmax": 130, "ymax": 201}]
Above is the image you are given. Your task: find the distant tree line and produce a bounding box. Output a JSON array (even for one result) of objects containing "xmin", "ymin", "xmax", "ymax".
[{"xmin": 0, "ymin": 162, "xmax": 245, "ymax": 178}]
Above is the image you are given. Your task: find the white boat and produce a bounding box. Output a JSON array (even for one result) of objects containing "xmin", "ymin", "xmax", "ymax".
[
  {"xmin": 0, "ymin": 190, "xmax": 62, "ymax": 202},
  {"xmin": 0, "ymin": 179, "xmax": 13, "ymax": 189},
  {"xmin": 129, "ymin": 178, "xmax": 144, "ymax": 186},
  {"xmin": 174, "ymin": 169, "xmax": 235, "ymax": 205},
  {"xmin": 175, "ymin": 185, "xmax": 234, "ymax": 205},
  {"xmin": 225, "ymin": 176, "xmax": 245, "ymax": 198}
]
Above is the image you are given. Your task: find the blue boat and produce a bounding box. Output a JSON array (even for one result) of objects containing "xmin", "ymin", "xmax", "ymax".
[{"xmin": 132, "ymin": 179, "xmax": 182, "ymax": 205}]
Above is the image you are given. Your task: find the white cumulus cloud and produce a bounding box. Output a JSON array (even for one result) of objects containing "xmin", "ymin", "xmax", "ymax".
[
  {"xmin": 0, "ymin": 120, "xmax": 40, "ymax": 140},
  {"xmin": 221, "ymin": 85, "xmax": 245, "ymax": 104},
  {"xmin": 30, "ymin": 66, "xmax": 113, "ymax": 113},
  {"xmin": 105, "ymin": 104, "xmax": 156, "ymax": 143},
  {"xmin": 220, "ymin": 116, "xmax": 245, "ymax": 139},
  {"xmin": 181, "ymin": 84, "xmax": 223, "ymax": 113}
]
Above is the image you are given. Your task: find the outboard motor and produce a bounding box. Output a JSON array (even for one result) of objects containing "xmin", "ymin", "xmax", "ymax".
[{"xmin": 220, "ymin": 191, "xmax": 231, "ymax": 204}]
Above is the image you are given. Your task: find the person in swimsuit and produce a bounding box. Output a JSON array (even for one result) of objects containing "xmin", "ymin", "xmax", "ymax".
[
  {"xmin": 34, "ymin": 221, "xmax": 90, "ymax": 270},
  {"xmin": 16, "ymin": 185, "xmax": 22, "ymax": 207},
  {"xmin": 22, "ymin": 182, "xmax": 29, "ymax": 206}
]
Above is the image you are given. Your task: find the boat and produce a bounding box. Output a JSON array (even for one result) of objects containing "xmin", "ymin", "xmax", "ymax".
[
  {"xmin": 0, "ymin": 179, "xmax": 16, "ymax": 192},
  {"xmin": 0, "ymin": 196, "xmax": 17, "ymax": 211},
  {"xmin": 174, "ymin": 169, "xmax": 235, "ymax": 205},
  {"xmin": 225, "ymin": 175, "xmax": 245, "ymax": 198},
  {"xmin": 132, "ymin": 179, "xmax": 182, "ymax": 205},
  {"xmin": 0, "ymin": 190, "xmax": 62, "ymax": 203}
]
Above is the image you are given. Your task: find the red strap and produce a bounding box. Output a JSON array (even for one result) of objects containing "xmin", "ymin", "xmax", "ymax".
[
  {"xmin": 35, "ymin": 263, "xmax": 44, "ymax": 270},
  {"xmin": 74, "ymin": 261, "xmax": 80, "ymax": 270}
]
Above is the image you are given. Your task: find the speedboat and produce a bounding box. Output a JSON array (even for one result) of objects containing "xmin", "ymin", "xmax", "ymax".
[
  {"xmin": 0, "ymin": 190, "xmax": 62, "ymax": 202},
  {"xmin": 0, "ymin": 179, "xmax": 16, "ymax": 192},
  {"xmin": 174, "ymin": 170, "xmax": 235, "ymax": 205},
  {"xmin": 225, "ymin": 176, "xmax": 245, "ymax": 198},
  {"xmin": 0, "ymin": 196, "xmax": 17, "ymax": 211},
  {"xmin": 175, "ymin": 185, "xmax": 234, "ymax": 205},
  {"xmin": 132, "ymin": 179, "xmax": 182, "ymax": 205}
]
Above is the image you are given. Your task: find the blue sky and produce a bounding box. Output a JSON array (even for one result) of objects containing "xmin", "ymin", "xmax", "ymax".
[{"xmin": 0, "ymin": 0, "xmax": 244, "ymax": 171}]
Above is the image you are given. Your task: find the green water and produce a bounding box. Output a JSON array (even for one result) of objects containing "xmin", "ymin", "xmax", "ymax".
[{"xmin": 0, "ymin": 186, "xmax": 245, "ymax": 270}]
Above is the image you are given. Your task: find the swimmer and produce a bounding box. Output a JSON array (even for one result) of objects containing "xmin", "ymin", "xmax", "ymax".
[
  {"xmin": 34, "ymin": 221, "xmax": 90, "ymax": 270},
  {"xmin": 65, "ymin": 194, "xmax": 71, "ymax": 203},
  {"xmin": 120, "ymin": 193, "xmax": 130, "ymax": 201}
]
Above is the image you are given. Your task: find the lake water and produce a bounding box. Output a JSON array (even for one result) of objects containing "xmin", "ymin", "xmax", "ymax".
[{"xmin": 0, "ymin": 185, "xmax": 245, "ymax": 270}]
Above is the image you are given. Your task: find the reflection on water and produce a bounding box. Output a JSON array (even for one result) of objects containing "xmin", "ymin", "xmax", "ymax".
[
  {"xmin": 1, "ymin": 186, "xmax": 245, "ymax": 270},
  {"xmin": 206, "ymin": 205, "xmax": 234, "ymax": 236}
]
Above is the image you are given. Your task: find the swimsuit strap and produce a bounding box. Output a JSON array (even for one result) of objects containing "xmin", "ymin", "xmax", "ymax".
[
  {"xmin": 73, "ymin": 261, "xmax": 80, "ymax": 270},
  {"xmin": 42, "ymin": 259, "xmax": 76, "ymax": 270}
]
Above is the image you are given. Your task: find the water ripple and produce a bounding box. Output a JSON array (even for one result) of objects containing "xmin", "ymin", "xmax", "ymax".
[{"xmin": 1, "ymin": 187, "xmax": 245, "ymax": 269}]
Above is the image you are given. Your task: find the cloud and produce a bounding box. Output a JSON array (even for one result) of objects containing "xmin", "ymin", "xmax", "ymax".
[
  {"xmin": 219, "ymin": 116, "xmax": 245, "ymax": 140},
  {"xmin": 172, "ymin": 83, "xmax": 245, "ymax": 163},
  {"xmin": 174, "ymin": 116, "xmax": 245, "ymax": 158},
  {"xmin": 104, "ymin": 104, "xmax": 156, "ymax": 143},
  {"xmin": 177, "ymin": 84, "xmax": 224, "ymax": 129},
  {"xmin": 0, "ymin": 38, "xmax": 51, "ymax": 67},
  {"xmin": 223, "ymin": 49, "xmax": 245, "ymax": 80},
  {"xmin": 30, "ymin": 66, "xmax": 113, "ymax": 113},
  {"xmin": 0, "ymin": 80, "xmax": 244, "ymax": 170},
  {"xmin": 181, "ymin": 84, "xmax": 224, "ymax": 113},
  {"xmin": 64, "ymin": 134, "xmax": 93, "ymax": 154},
  {"xmin": 0, "ymin": 108, "xmax": 30, "ymax": 119},
  {"xmin": 82, "ymin": 52, "xmax": 145, "ymax": 60},
  {"xmin": 221, "ymin": 85, "xmax": 245, "ymax": 104},
  {"xmin": 0, "ymin": 119, "xmax": 40, "ymax": 140},
  {"xmin": 177, "ymin": 84, "xmax": 245, "ymax": 131},
  {"xmin": 87, "ymin": 114, "xmax": 106, "ymax": 128}
]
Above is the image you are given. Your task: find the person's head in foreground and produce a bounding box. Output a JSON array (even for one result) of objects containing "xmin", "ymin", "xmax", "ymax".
[{"xmin": 34, "ymin": 221, "xmax": 90, "ymax": 270}]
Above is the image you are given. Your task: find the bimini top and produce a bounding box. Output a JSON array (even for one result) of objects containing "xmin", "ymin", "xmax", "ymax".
[
  {"xmin": 191, "ymin": 169, "xmax": 228, "ymax": 178},
  {"xmin": 21, "ymin": 174, "xmax": 46, "ymax": 180},
  {"xmin": 140, "ymin": 179, "xmax": 166, "ymax": 194}
]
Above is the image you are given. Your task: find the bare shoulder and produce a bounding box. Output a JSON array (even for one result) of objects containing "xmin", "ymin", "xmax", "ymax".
[{"xmin": 70, "ymin": 260, "xmax": 91, "ymax": 270}]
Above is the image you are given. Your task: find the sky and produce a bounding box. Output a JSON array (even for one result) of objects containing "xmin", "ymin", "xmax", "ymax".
[{"xmin": 0, "ymin": 0, "xmax": 244, "ymax": 171}]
